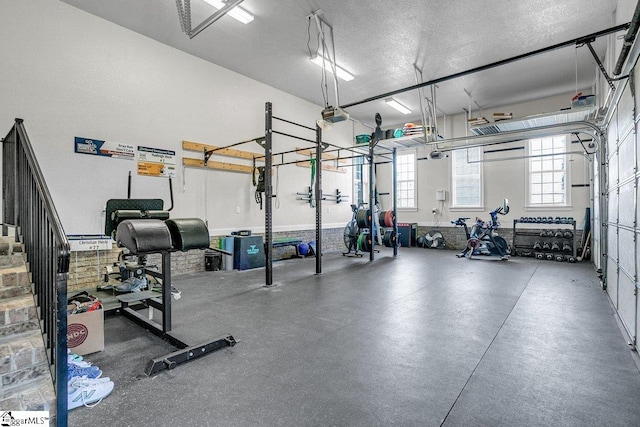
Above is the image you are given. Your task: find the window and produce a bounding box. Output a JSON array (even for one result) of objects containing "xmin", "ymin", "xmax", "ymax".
[
  {"xmin": 528, "ymin": 136, "xmax": 568, "ymax": 206},
  {"xmin": 396, "ymin": 152, "xmax": 416, "ymax": 209},
  {"xmin": 452, "ymin": 147, "xmax": 482, "ymax": 208}
]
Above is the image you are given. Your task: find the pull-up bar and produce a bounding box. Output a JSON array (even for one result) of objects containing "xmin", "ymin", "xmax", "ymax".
[{"xmin": 273, "ymin": 116, "xmax": 316, "ymax": 132}]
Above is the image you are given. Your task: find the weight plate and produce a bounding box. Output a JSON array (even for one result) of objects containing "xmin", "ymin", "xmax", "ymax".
[{"xmin": 356, "ymin": 209, "xmax": 371, "ymax": 228}]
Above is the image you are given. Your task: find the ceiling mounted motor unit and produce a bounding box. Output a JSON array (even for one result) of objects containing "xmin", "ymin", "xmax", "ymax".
[{"xmin": 321, "ymin": 106, "xmax": 349, "ymax": 123}]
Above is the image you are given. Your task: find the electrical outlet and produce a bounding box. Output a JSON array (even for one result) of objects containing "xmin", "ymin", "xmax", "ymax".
[{"xmin": 432, "ymin": 208, "xmax": 438, "ymax": 214}]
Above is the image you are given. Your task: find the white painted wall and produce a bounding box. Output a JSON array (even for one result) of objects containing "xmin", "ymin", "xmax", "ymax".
[{"xmin": 0, "ymin": 0, "xmax": 361, "ymax": 236}]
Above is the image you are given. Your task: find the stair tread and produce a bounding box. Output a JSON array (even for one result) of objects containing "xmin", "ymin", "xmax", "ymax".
[
  {"xmin": 0, "ymin": 329, "xmax": 45, "ymax": 346},
  {"xmin": 0, "ymin": 264, "xmax": 27, "ymax": 274},
  {"xmin": 0, "ymin": 372, "xmax": 56, "ymax": 412},
  {"xmin": 0, "ymin": 293, "xmax": 35, "ymax": 309}
]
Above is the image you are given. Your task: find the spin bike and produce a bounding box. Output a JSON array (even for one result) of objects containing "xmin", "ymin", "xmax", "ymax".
[{"xmin": 452, "ymin": 199, "xmax": 510, "ymax": 260}]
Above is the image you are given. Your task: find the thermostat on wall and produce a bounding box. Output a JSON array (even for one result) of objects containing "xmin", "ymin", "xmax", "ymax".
[{"xmin": 436, "ymin": 190, "xmax": 446, "ymax": 201}]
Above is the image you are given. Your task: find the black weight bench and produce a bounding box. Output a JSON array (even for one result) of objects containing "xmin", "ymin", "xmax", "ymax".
[
  {"xmin": 113, "ymin": 216, "xmax": 235, "ymax": 375},
  {"xmin": 272, "ymin": 238, "xmax": 305, "ymax": 258}
]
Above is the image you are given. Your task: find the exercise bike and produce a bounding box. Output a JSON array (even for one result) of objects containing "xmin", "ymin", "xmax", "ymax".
[{"xmin": 452, "ymin": 199, "xmax": 510, "ymax": 260}]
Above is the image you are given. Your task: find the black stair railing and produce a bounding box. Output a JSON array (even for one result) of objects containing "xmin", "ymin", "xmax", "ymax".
[{"xmin": 2, "ymin": 119, "xmax": 70, "ymax": 426}]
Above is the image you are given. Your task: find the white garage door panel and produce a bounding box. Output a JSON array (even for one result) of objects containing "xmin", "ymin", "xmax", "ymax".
[
  {"xmin": 605, "ymin": 59, "xmax": 638, "ymax": 351},
  {"xmin": 619, "ymin": 229, "xmax": 636, "ymax": 276},
  {"xmin": 607, "ymin": 258, "xmax": 619, "ymax": 308},
  {"xmin": 608, "ymin": 228, "xmax": 618, "ymax": 261},
  {"xmin": 637, "ymin": 286, "xmax": 640, "ymax": 348},
  {"xmin": 608, "ymin": 152, "xmax": 619, "ymax": 185},
  {"xmin": 618, "ymin": 133, "xmax": 636, "ymax": 178},
  {"xmin": 608, "ymin": 114, "xmax": 618, "ymax": 149},
  {"xmin": 608, "ymin": 189, "xmax": 619, "ymax": 223},
  {"xmin": 618, "ymin": 272, "xmax": 636, "ymax": 340},
  {"xmin": 619, "ymin": 182, "xmax": 635, "ymax": 227},
  {"xmin": 617, "ymin": 88, "xmax": 634, "ymax": 137}
]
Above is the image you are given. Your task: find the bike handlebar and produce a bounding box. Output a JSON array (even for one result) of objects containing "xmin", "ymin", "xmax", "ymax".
[{"xmin": 451, "ymin": 217, "xmax": 470, "ymax": 225}]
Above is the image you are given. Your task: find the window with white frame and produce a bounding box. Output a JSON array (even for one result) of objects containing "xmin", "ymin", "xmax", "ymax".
[
  {"xmin": 451, "ymin": 147, "xmax": 482, "ymax": 208},
  {"xmin": 528, "ymin": 135, "xmax": 568, "ymax": 206},
  {"xmin": 396, "ymin": 152, "xmax": 416, "ymax": 209}
]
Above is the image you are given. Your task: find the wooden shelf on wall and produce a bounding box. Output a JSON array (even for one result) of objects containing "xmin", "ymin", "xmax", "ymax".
[
  {"xmin": 181, "ymin": 140, "xmax": 345, "ymax": 174},
  {"xmin": 182, "ymin": 158, "xmax": 253, "ymax": 174},
  {"xmin": 182, "ymin": 140, "xmax": 264, "ymax": 174}
]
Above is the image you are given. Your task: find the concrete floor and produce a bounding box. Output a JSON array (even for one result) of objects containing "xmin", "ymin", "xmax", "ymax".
[{"xmin": 70, "ymin": 249, "xmax": 640, "ymax": 426}]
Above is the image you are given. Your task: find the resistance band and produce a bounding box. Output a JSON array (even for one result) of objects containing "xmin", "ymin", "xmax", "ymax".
[{"xmin": 309, "ymin": 158, "xmax": 316, "ymax": 208}]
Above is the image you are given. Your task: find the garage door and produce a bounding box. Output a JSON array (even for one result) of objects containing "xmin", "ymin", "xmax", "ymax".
[{"xmin": 603, "ymin": 71, "xmax": 639, "ymax": 349}]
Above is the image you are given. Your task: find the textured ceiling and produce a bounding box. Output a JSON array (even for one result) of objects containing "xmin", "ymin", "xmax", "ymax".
[{"xmin": 61, "ymin": 0, "xmax": 620, "ymax": 127}]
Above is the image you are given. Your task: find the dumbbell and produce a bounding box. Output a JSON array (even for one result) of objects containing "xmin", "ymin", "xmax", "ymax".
[
  {"xmin": 535, "ymin": 252, "xmax": 545, "ymax": 260},
  {"xmin": 554, "ymin": 230, "xmax": 563, "ymax": 238},
  {"xmin": 551, "ymin": 241, "xmax": 560, "ymax": 252},
  {"xmin": 563, "ymin": 231, "xmax": 573, "ymax": 239},
  {"xmin": 533, "ymin": 241, "xmax": 542, "ymax": 250},
  {"xmin": 545, "ymin": 253, "xmax": 554, "ymax": 260},
  {"xmin": 562, "ymin": 242, "xmax": 572, "ymax": 253},
  {"xmin": 555, "ymin": 254, "xmax": 565, "ymax": 262},
  {"xmin": 542, "ymin": 242, "xmax": 551, "ymax": 251},
  {"xmin": 567, "ymin": 256, "xmax": 577, "ymax": 263}
]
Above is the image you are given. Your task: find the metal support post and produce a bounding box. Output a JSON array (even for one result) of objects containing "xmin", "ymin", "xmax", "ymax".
[
  {"xmin": 392, "ymin": 148, "xmax": 398, "ymax": 256},
  {"xmin": 55, "ymin": 272, "xmax": 69, "ymax": 426},
  {"xmin": 162, "ymin": 251, "xmax": 172, "ymax": 332},
  {"xmin": 315, "ymin": 124, "xmax": 322, "ymax": 274},
  {"xmin": 265, "ymin": 102, "xmax": 274, "ymax": 286},
  {"xmin": 369, "ymin": 134, "xmax": 376, "ymax": 261}
]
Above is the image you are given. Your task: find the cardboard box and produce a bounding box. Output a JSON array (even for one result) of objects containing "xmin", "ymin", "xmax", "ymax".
[{"xmin": 67, "ymin": 308, "xmax": 104, "ymax": 356}]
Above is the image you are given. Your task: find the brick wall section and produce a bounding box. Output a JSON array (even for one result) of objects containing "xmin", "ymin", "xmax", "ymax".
[
  {"xmin": 68, "ymin": 249, "xmax": 121, "ymax": 292},
  {"xmin": 67, "ymin": 227, "xmax": 346, "ymax": 292},
  {"xmin": 416, "ymin": 225, "xmax": 583, "ymax": 253}
]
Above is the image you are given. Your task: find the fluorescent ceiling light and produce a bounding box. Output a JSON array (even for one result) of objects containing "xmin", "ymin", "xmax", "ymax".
[
  {"xmin": 203, "ymin": 0, "xmax": 254, "ymax": 24},
  {"xmin": 385, "ymin": 98, "xmax": 411, "ymax": 115},
  {"xmin": 310, "ymin": 55, "xmax": 354, "ymax": 82}
]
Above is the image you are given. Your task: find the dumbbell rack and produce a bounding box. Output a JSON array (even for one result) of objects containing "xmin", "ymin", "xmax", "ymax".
[{"xmin": 512, "ymin": 218, "xmax": 578, "ymax": 262}]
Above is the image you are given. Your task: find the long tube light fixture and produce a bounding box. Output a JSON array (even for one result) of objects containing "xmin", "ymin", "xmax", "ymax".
[
  {"xmin": 310, "ymin": 55, "xmax": 354, "ymax": 82},
  {"xmin": 385, "ymin": 98, "xmax": 411, "ymax": 114},
  {"xmin": 203, "ymin": 0, "xmax": 254, "ymax": 24}
]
